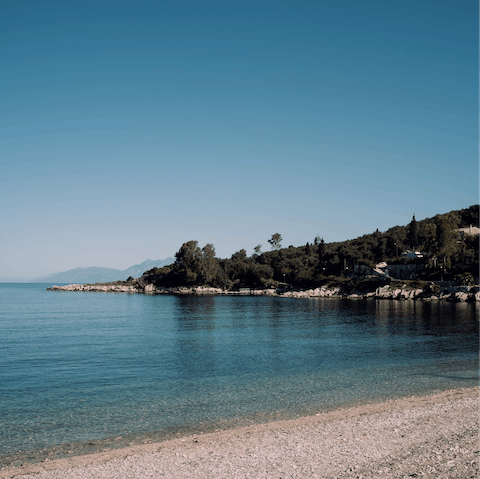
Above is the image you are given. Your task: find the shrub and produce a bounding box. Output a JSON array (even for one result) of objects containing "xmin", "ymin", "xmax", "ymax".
[{"xmin": 454, "ymin": 272, "xmax": 475, "ymax": 286}]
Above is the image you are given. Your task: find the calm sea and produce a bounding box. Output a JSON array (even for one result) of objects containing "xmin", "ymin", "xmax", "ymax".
[{"xmin": 0, "ymin": 283, "xmax": 478, "ymax": 466}]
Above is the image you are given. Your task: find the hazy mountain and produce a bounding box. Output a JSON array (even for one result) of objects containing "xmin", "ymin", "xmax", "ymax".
[
  {"xmin": 122, "ymin": 259, "xmax": 174, "ymax": 279},
  {"xmin": 29, "ymin": 258, "xmax": 175, "ymax": 284}
]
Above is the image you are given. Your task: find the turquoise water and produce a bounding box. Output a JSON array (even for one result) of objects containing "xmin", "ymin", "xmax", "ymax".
[{"xmin": 0, "ymin": 284, "xmax": 478, "ymax": 466}]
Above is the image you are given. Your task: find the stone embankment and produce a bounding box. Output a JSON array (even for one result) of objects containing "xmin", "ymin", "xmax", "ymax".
[{"xmin": 47, "ymin": 283, "xmax": 480, "ymax": 302}]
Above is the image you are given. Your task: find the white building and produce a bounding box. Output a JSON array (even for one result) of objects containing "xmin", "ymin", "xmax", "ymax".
[{"xmin": 456, "ymin": 225, "xmax": 480, "ymax": 239}]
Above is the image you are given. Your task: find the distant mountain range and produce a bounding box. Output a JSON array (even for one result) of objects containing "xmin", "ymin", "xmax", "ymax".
[{"xmin": 29, "ymin": 258, "xmax": 175, "ymax": 284}]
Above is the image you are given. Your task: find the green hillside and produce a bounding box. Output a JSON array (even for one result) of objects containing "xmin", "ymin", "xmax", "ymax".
[{"xmin": 138, "ymin": 205, "xmax": 479, "ymax": 289}]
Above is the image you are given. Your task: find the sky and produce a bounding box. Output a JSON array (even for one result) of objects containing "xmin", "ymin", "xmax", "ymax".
[{"xmin": 1, "ymin": 0, "xmax": 478, "ymax": 279}]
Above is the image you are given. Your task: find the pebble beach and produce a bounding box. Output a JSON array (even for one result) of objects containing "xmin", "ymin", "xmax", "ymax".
[{"xmin": 2, "ymin": 387, "xmax": 477, "ymax": 479}]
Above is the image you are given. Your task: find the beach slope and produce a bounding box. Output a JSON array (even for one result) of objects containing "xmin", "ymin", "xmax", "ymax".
[{"xmin": 2, "ymin": 387, "xmax": 478, "ymax": 479}]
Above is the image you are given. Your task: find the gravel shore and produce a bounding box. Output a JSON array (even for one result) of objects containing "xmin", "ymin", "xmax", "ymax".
[{"xmin": 2, "ymin": 387, "xmax": 478, "ymax": 479}]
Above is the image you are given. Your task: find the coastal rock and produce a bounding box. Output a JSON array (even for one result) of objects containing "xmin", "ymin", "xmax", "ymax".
[
  {"xmin": 347, "ymin": 293, "xmax": 361, "ymax": 300},
  {"xmin": 422, "ymin": 295, "xmax": 440, "ymax": 301},
  {"xmin": 174, "ymin": 287, "xmax": 192, "ymax": 294},
  {"xmin": 46, "ymin": 282, "xmax": 480, "ymax": 302},
  {"xmin": 375, "ymin": 286, "xmax": 389, "ymax": 299},
  {"xmin": 292, "ymin": 291, "xmax": 309, "ymax": 298},
  {"xmin": 454, "ymin": 292, "xmax": 469, "ymax": 302},
  {"xmin": 439, "ymin": 291, "xmax": 452, "ymax": 301},
  {"xmin": 192, "ymin": 286, "xmax": 223, "ymax": 294},
  {"xmin": 250, "ymin": 290, "xmax": 264, "ymax": 295},
  {"xmin": 413, "ymin": 288, "xmax": 423, "ymax": 299},
  {"xmin": 392, "ymin": 288, "xmax": 402, "ymax": 299},
  {"xmin": 398, "ymin": 290, "xmax": 414, "ymax": 300},
  {"xmin": 264, "ymin": 289, "xmax": 277, "ymax": 296},
  {"xmin": 323, "ymin": 287, "xmax": 340, "ymax": 297},
  {"xmin": 47, "ymin": 283, "xmax": 140, "ymax": 293}
]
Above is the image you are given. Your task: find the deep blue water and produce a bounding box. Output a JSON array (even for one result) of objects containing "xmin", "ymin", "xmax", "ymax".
[{"xmin": 0, "ymin": 283, "xmax": 478, "ymax": 463}]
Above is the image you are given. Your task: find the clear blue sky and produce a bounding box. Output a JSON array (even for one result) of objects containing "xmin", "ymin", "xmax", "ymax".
[{"xmin": 1, "ymin": 0, "xmax": 478, "ymax": 278}]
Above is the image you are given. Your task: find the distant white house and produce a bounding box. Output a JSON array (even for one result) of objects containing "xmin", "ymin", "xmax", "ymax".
[{"xmin": 456, "ymin": 225, "xmax": 480, "ymax": 239}]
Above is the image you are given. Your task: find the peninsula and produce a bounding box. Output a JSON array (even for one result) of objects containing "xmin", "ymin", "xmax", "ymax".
[{"xmin": 48, "ymin": 206, "xmax": 479, "ymax": 302}]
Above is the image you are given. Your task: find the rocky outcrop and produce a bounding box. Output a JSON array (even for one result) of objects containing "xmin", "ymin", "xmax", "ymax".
[
  {"xmin": 47, "ymin": 283, "xmax": 479, "ymax": 302},
  {"xmin": 47, "ymin": 284, "xmax": 223, "ymax": 295},
  {"xmin": 47, "ymin": 284, "xmax": 138, "ymax": 293},
  {"xmin": 250, "ymin": 289, "xmax": 277, "ymax": 296},
  {"xmin": 275, "ymin": 284, "xmax": 479, "ymax": 302},
  {"xmin": 172, "ymin": 286, "xmax": 223, "ymax": 295}
]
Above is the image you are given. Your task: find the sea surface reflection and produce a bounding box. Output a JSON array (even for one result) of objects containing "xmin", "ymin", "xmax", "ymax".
[{"xmin": 0, "ymin": 284, "xmax": 477, "ymax": 465}]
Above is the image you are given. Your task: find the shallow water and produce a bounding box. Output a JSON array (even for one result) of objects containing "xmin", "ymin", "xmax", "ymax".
[{"xmin": 0, "ymin": 284, "xmax": 478, "ymax": 466}]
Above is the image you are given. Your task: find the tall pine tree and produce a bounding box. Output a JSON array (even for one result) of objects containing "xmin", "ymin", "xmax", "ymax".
[{"xmin": 407, "ymin": 214, "xmax": 419, "ymax": 250}]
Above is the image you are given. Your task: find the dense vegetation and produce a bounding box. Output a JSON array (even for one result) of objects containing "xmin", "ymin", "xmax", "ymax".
[{"xmin": 138, "ymin": 205, "xmax": 479, "ymax": 289}]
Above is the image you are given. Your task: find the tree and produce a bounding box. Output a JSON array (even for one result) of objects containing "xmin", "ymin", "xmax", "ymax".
[
  {"xmin": 373, "ymin": 237, "xmax": 387, "ymax": 263},
  {"xmin": 421, "ymin": 222, "xmax": 437, "ymax": 253},
  {"xmin": 175, "ymin": 240, "xmax": 202, "ymax": 270},
  {"xmin": 317, "ymin": 238, "xmax": 325, "ymax": 270},
  {"xmin": 435, "ymin": 216, "xmax": 459, "ymax": 270},
  {"xmin": 231, "ymin": 249, "xmax": 247, "ymax": 261},
  {"xmin": 407, "ymin": 214, "xmax": 419, "ymax": 250},
  {"xmin": 227, "ymin": 249, "xmax": 249, "ymax": 285},
  {"xmin": 199, "ymin": 243, "xmax": 218, "ymax": 285},
  {"xmin": 253, "ymin": 244, "xmax": 262, "ymax": 255},
  {"xmin": 174, "ymin": 240, "xmax": 202, "ymax": 284},
  {"xmin": 268, "ymin": 233, "xmax": 282, "ymax": 251}
]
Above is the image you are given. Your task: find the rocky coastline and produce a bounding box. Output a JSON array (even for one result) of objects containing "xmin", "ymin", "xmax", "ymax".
[{"xmin": 47, "ymin": 282, "xmax": 480, "ymax": 302}]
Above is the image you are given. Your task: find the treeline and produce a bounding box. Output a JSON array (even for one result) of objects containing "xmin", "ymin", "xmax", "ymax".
[{"xmin": 139, "ymin": 205, "xmax": 479, "ymax": 289}]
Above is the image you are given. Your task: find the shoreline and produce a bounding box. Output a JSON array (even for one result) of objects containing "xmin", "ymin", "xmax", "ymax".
[
  {"xmin": 2, "ymin": 387, "xmax": 478, "ymax": 478},
  {"xmin": 47, "ymin": 283, "xmax": 480, "ymax": 302}
]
